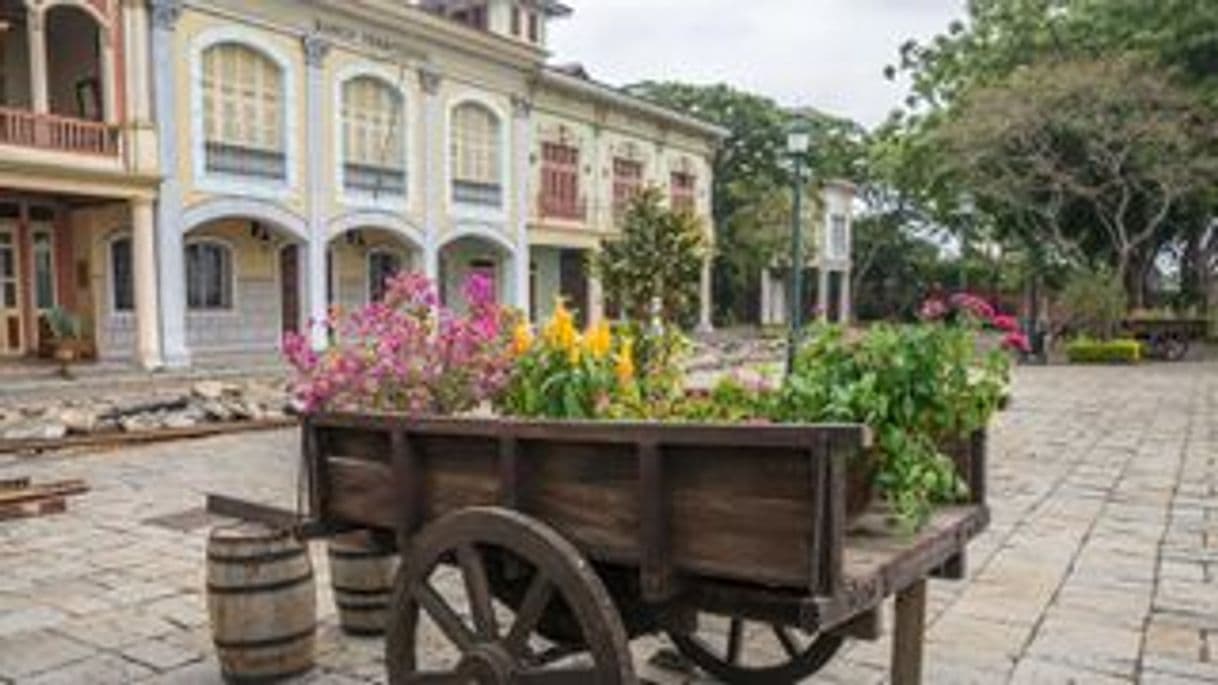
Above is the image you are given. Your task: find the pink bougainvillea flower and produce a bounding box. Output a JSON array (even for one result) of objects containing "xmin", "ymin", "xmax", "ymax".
[
  {"xmin": 919, "ymin": 298, "xmax": 949, "ymax": 321},
  {"xmin": 991, "ymin": 314, "xmax": 1020, "ymax": 333},
  {"xmin": 1002, "ymin": 332, "xmax": 1031, "ymax": 354},
  {"xmin": 949, "ymin": 292, "xmax": 996, "ymax": 321}
]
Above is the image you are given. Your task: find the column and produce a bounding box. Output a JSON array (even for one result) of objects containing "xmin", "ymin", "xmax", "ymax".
[
  {"xmin": 131, "ymin": 198, "xmax": 162, "ymax": 369},
  {"xmin": 817, "ymin": 267, "xmax": 830, "ymax": 323},
  {"xmin": 511, "ymin": 95, "xmax": 532, "ymax": 316},
  {"xmin": 303, "ymin": 34, "xmax": 330, "ymax": 349},
  {"xmin": 419, "ymin": 66, "xmax": 443, "ymax": 284},
  {"xmin": 759, "ymin": 267, "xmax": 772, "ymax": 326},
  {"xmin": 150, "ymin": 0, "xmax": 189, "ymax": 367},
  {"xmin": 123, "ymin": 0, "xmax": 157, "ymax": 172},
  {"xmin": 587, "ymin": 261, "xmax": 604, "ymax": 324},
  {"xmin": 697, "ymin": 256, "xmax": 713, "ymax": 332},
  {"xmin": 99, "ymin": 31, "xmax": 118, "ymax": 123},
  {"xmin": 839, "ymin": 269, "xmax": 852, "ymax": 324},
  {"xmin": 27, "ymin": 8, "xmax": 47, "ymax": 113}
]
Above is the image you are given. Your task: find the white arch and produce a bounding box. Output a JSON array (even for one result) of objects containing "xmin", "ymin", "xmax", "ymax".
[
  {"xmin": 326, "ymin": 210, "xmax": 424, "ymax": 251},
  {"xmin": 37, "ymin": 0, "xmax": 109, "ymax": 29},
  {"xmin": 334, "ymin": 63, "xmax": 414, "ymax": 210},
  {"xmin": 438, "ymin": 224, "xmax": 517, "ymax": 255},
  {"xmin": 189, "ymin": 26, "xmax": 298, "ymax": 196},
  {"xmin": 181, "ymin": 197, "xmax": 309, "ymax": 243}
]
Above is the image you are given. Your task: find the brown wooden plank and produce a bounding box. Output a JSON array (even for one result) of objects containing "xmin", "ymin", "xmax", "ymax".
[
  {"xmin": 205, "ymin": 493, "xmax": 299, "ymax": 529},
  {"xmin": 497, "ymin": 435, "xmax": 521, "ymax": 509},
  {"xmin": 0, "ymin": 418, "xmax": 296, "ymax": 455},
  {"xmin": 638, "ymin": 441, "xmax": 673, "ymax": 601},
  {"xmin": 892, "ymin": 578, "xmax": 927, "ymax": 685},
  {"xmin": 0, "ymin": 479, "xmax": 88, "ymax": 506},
  {"xmin": 391, "ymin": 431, "xmax": 424, "ymax": 544}
]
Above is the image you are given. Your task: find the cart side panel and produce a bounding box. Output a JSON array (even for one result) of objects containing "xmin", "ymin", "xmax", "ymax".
[{"xmin": 310, "ymin": 419, "xmax": 852, "ymax": 590}]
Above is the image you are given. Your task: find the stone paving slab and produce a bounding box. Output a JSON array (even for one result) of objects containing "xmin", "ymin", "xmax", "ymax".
[{"xmin": 0, "ymin": 362, "xmax": 1215, "ymax": 683}]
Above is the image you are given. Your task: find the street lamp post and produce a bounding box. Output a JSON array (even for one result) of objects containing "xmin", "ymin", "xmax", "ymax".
[{"xmin": 786, "ymin": 124, "xmax": 811, "ymax": 375}]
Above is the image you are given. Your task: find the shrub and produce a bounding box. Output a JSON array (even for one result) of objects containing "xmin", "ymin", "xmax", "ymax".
[
  {"xmin": 1061, "ymin": 270, "xmax": 1127, "ymax": 339},
  {"xmin": 1066, "ymin": 338, "xmax": 1142, "ymax": 364}
]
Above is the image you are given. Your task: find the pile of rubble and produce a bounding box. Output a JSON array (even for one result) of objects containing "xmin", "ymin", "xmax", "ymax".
[{"xmin": 0, "ymin": 380, "xmax": 296, "ymax": 442}]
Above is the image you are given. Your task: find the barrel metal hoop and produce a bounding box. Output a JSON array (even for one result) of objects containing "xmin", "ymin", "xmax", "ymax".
[
  {"xmin": 328, "ymin": 548, "xmax": 393, "ymax": 560},
  {"xmin": 207, "ymin": 548, "xmax": 307, "ymax": 565},
  {"xmin": 336, "ymin": 600, "xmax": 389, "ymax": 612},
  {"xmin": 212, "ymin": 625, "xmax": 317, "ymax": 650},
  {"xmin": 332, "ymin": 585, "xmax": 391, "ymax": 597},
  {"xmin": 207, "ymin": 572, "xmax": 314, "ymax": 596}
]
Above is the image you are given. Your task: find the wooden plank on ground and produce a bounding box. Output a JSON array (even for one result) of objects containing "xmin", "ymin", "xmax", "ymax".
[
  {"xmin": 0, "ymin": 479, "xmax": 89, "ymax": 521},
  {"xmin": 0, "ymin": 418, "xmax": 296, "ymax": 455}
]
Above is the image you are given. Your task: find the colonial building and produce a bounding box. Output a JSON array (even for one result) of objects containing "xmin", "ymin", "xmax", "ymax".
[
  {"xmin": 0, "ymin": 0, "xmax": 724, "ymax": 369},
  {"xmin": 759, "ymin": 180, "xmax": 857, "ymax": 326}
]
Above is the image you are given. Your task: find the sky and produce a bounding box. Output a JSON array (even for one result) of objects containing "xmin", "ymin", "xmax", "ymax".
[{"xmin": 547, "ymin": 0, "xmax": 967, "ymax": 128}]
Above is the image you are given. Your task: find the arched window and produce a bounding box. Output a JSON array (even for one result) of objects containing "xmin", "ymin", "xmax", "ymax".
[
  {"xmin": 201, "ymin": 43, "xmax": 286, "ymax": 180},
  {"xmin": 342, "ymin": 77, "xmax": 406, "ymax": 198},
  {"xmin": 367, "ymin": 250, "xmax": 403, "ymax": 302},
  {"xmin": 185, "ymin": 241, "xmax": 234, "ymax": 311},
  {"xmin": 450, "ymin": 103, "xmax": 502, "ymax": 207},
  {"xmin": 109, "ymin": 235, "xmax": 133, "ymax": 313}
]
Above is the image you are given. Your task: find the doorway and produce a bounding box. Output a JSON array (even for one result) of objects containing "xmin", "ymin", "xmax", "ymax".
[
  {"xmin": 559, "ymin": 248, "xmax": 588, "ymax": 327},
  {"xmin": 0, "ymin": 221, "xmax": 22, "ymax": 355},
  {"xmin": 279, "ymin": 244, "xmax": 300, "ymax": 337}
]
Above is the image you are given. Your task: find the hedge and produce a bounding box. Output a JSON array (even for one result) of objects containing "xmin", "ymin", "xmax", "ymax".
[{"xmin": 1066, "ymin": 338, "xmax": 1143, "ymax": 364}]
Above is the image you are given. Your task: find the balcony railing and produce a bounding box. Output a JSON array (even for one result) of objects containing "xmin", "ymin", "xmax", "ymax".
[
  {"xmin": 0, "ymin": 107, "xmax": 119, "ymax": 156},
  {"xmin": 538, "ymin": 192, "xmax": 587, "ymax": 222},
  {"xmin": 453, "ymin": 180, "xmax": 503, "ymax": 208},
  {"xmin": 344, "ymin": 163, "xmax": 407, "ymax": 198}
]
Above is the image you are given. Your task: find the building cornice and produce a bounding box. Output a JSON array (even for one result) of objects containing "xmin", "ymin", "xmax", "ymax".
[
  {"xmin": 307, "ymin": 0, "xmax": 545, "ymax": 73},
  {"xmin": 535, "ymin": 68, "xmax": 731, "ymax": 143}
]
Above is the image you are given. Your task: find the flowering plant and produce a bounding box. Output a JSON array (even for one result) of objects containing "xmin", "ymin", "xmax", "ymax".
[
  {"xmin": 921, "ymin": 291, "xmax": 1029, "ymax": 354},
  {"xmin": 498, "ymin": 299, "xmax": 641, "ymax": 419},
  {"xmin": 283, "ymin": 273, "xmax": 517, "ymax": 415}
]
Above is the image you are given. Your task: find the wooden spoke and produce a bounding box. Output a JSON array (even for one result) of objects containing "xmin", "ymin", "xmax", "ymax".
[
  {"xmin": 726, "ymin": 617, "xmax": 744, "ymax": 665},
  {"xmin": 503, "ymin": 571, "xmax": 553, "ymax": 658},
  {"xmin": 413, "ymin": 581, "xmax": 475, "ymax": 653},
  {"xmin": 516, "ymin": 666, "xmax": 600, "ymax": 684},
  {"xmin": 668, "ymin": 612, "xmax": 845, "ymax": 683},
  {"xmin": 404, "ymin": 672, "xmax": 467, "ymax": 685},
  {"xmin": 456, "ymin": 544, "xmax": 498, "ymax": 639},
  {"xmin": 388, "ymin": 509, "xmax": 635, "ymax": 685}
]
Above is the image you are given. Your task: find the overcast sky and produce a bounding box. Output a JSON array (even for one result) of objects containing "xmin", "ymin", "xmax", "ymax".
[{"xmin": 548, "ymin": 0, "xmax": 967, "ymax": 128}]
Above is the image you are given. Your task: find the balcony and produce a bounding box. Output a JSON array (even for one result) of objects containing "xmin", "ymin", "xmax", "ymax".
[
  {"xmin": 538, "ymin": 192, "xmax": 587, "ymax": 222},
  {"xmin": 0, "ymin": 107, "xmax": 119, "ymax": 157}
]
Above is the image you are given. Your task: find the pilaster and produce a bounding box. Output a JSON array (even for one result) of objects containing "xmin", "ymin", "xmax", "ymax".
[
  {"xmin": 511, "ymin": 95, "xmax": 532, "ymax": 316},
  {"xmin": 131, "ymin": 198, "xmax": 162, "ymax": 369},
  {"xmin": 419, "ymin": 65, "xmax": 443, "ymax": 283},
  {"xmin": 27, "ymin": 7, "xmax": 47, "ymax": 113}
]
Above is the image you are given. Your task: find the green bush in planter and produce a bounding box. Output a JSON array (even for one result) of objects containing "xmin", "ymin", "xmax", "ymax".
[{"xmin": 1065, "ymin": 338, "xmax": 1142, "ymax": 364}]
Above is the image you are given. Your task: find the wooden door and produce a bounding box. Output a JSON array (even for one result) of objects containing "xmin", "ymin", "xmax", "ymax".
[
  {"xmin": 0, "ymin": 222, "xmax": 22, "ymax": 355},
  {"xmin": 280, "ymin": 244, "xmax": 300, "ymax": 336}
]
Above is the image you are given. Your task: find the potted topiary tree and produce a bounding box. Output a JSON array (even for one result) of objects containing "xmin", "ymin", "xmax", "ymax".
[{"xmin": 43, "ymin": 307, "xmax": 87, "ymax": 378}]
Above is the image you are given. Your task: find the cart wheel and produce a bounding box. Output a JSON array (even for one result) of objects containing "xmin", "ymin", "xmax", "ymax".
[
  {"xmin": 668, "ymin": 616, "xmax": 843, "ymax": 684},
  {"xmin": 1163, "ymin": 336, "xmax": 1189, "ymax": 362},
  {"xmin": 386, "ymin": 507, "xmax": 636, "ymax": 684}
]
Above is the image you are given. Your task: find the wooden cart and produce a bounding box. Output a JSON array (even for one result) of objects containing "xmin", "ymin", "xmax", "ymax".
[{"xmin": 301, "ymin": 413, "xmax": 989, "ymax": 684}]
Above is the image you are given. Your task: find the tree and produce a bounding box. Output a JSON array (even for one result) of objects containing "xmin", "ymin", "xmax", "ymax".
[
  {"xmin": 939, "ymin": 57, "xmax": 1218, "ymax": 305},
  {"xmin": 624, "ymin": 82, "xmax": 868, "ymax": 323},
  {"xmin": 595, "ymin": 187, "xmax": 709, "ymax": 325},
  {"xmin": 887, "ymin": 0, "xmax": 1218, "ymax": 309}
]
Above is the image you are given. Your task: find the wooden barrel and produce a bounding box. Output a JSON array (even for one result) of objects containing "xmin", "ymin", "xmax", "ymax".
[
  {"xmin": 206, "ymin": 523, "xmax": 316, "ymax": 682},
  {"xmin": 327, "ymin": 532, "xmax": 398, "ymax": 636}
]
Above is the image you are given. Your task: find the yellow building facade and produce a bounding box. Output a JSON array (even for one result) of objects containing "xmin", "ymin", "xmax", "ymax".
[{"xmin": 0, "ymin": 0, "xmax": 723, "ymax": 368}]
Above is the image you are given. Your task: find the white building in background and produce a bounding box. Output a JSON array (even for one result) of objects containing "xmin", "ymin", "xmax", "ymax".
[{"xmin": 759, "ymin": 180, "xmax": 857, "ymax": 326}]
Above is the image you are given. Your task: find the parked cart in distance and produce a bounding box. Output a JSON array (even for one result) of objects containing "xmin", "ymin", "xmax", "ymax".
[{"xmin": 1122, "ymin": 316, "xmax": 1208, "ymax": 361}]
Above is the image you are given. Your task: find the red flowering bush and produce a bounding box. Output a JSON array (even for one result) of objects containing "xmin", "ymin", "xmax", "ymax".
[
  {"xmin": 283, "ymin": 273, "xmax": 517, "ymax": 414},
  {"xmin": 921, "ymin": 291, "xmax": 1028, "ymax": 354}
]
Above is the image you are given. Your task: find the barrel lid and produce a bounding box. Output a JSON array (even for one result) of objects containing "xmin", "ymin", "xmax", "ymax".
[{"xmin": 210, "ymin": 521, "xmax": 293, "ymax": 543}]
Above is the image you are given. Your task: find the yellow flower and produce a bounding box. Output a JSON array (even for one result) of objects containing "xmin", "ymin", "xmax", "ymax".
[
  {"xmin": 616, "ymin": 338, "xmax": 636, "ymax": 385},
  {"xmin": 544, "ymin": 298, "xmax": 578, "ymax": 351},
  {"xmin": 512, "ymin": 322, "xmax": 534, "ymax": 355},
  {"xmin": 585, "ymin": 321, "xmax": 612, "ymax": 359}
]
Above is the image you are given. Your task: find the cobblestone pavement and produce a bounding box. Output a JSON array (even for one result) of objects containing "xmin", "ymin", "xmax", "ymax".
[{"xmin": 0, "ymin": 362, "xmax": 1215, "ymax": 684}]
